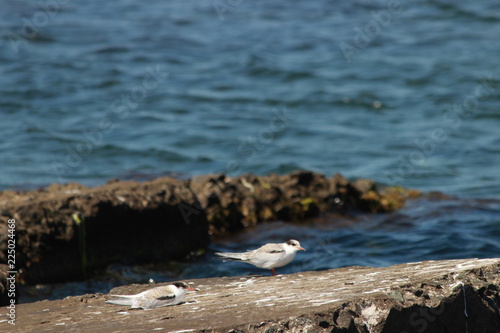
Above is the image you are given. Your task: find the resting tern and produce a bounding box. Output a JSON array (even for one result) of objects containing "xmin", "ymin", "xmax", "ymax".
[{"xmin": 106, "ymin": 282, "xmax": 197, "ymax": 310}]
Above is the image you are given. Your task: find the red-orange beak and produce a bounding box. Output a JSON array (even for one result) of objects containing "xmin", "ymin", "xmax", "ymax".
[
  {"xmin": 298, "ymin": 247, "xmax": 306, "ymax": 251},
  {"xmin": 187, "ymin": 287, "xmax": 198, "ymax": 292}
]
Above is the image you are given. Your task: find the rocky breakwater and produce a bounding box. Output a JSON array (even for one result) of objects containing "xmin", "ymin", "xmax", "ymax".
[
  {"xmin": 0, "ymin": 171, "xmax": 418, "ymax": 290},
  {"xmin": 6, "ymin": 258, "xmax": 500, "ymax": 332}
]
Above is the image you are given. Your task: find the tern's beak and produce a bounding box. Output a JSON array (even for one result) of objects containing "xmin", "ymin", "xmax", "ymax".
[
  {"xmin": 187, "ymin": 287, "xmax": 199, "ymax": 292},
  {"xmin": 298, "ymin": 247, "xmax": 306, "ymax": 251}
]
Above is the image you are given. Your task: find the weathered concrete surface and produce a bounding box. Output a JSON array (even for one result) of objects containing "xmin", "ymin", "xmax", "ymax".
[
  {"xmin": 5, "ymin": 258, "xmax": 499, "ymax": 332},
  {"xmin": 0, "ymin": 171, "xmax": 419, "ymax": 286}
]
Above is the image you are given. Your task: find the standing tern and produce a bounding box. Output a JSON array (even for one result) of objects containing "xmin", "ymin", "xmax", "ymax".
[
  {"xmin": 215, "ymin": 239, "xmax": 306, "ymax": 276},
  {"xmin": 106, "ymin": 282, "xmax": 197, "ymax": 310}
]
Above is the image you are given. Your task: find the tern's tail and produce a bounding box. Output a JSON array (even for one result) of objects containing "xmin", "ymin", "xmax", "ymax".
[
  {"xmin": 215, "ymin": 252, "xmax": 245, "ymax": 261},
  {"xmin": 106, "ymin": 294, "xmax": 135, "ymax": 306}
]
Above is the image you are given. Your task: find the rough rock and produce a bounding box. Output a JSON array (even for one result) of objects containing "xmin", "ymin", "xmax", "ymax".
[
  {"xmin": 0, "ymin": 264, "xmax": 12, "ymax": 307},
  {"xmin": 5, "ymin": 258, "xmax": 499, "ymax": 332},
  {"xmin": 188, "ymin": 171, "xmax": 419, "ymax": 234},
  {"xmin": 0, "ymin": 171, "xmax": 419, "ymax": 286},
  {"xmin": 0, "ymin": 178, "xmax": 209, "ymax": 285}
]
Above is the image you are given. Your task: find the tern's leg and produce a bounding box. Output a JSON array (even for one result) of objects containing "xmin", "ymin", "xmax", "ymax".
[{"xmin": 271, "ymin": 268, "xmax": 277, "ymax": 276}]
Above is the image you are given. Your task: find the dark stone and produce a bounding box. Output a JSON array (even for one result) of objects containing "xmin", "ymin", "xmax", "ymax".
[
  {"xmin": 0, "ymin": 264, "xmax": 12, "ymax": 306},
  {"xmin": 0, "ymin": 178, "xmax": 209, "ymax": 285},
  {"xmin": 188, "ymin": 171, "xmax": 418, "ymax": 234}
]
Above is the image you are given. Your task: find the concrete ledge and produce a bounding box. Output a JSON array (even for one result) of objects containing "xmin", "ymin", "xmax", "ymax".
[{"xmin": 7, "ymin": 258, "xmax": 500, "ymax": 332}]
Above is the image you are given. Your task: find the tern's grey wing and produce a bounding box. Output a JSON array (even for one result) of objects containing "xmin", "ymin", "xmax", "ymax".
[
  {"xmin": 136, "ymin": 286, "xmax": 177, "ymax": 309},
  {"xmin": 106, "ymin": 290, "xmax": 142, "ymax": 307},
  {"xmin": 106, "ymin": 295, "xmax": 135, "ymax": 306},
  {"xmin": 248, "ymin": 243, "xmax": 285, "ymax": 260},
  {"xmin": 143, "ymin": 286, "xmax": 176, "ymax": 299},
  {"xmin": 215, "ymin": 252, "xmax": 246, "ymax": 260}
]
